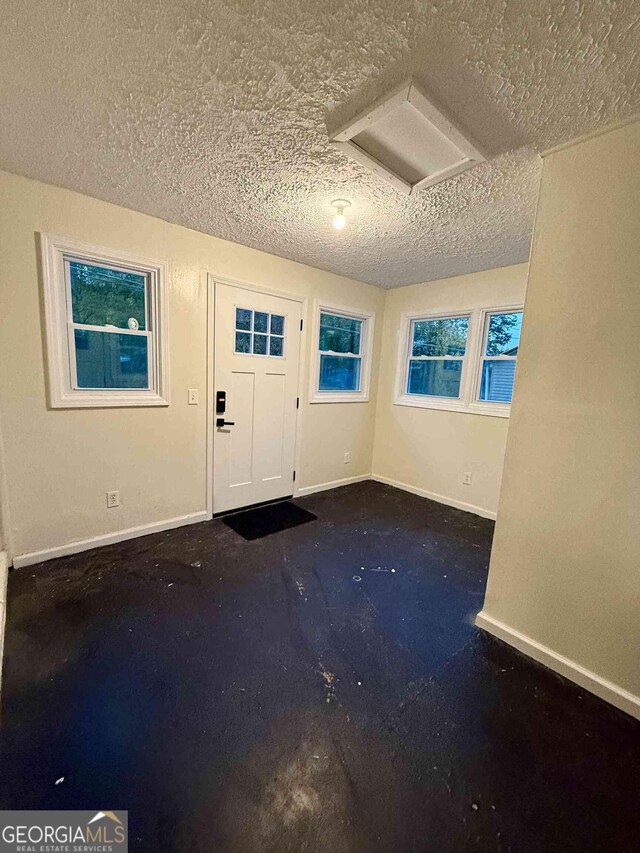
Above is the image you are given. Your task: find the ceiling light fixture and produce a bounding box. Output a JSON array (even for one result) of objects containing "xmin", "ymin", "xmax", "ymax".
[{"xmin": 331, "ymin": 198, "xmax": 351, "ymax": 230}]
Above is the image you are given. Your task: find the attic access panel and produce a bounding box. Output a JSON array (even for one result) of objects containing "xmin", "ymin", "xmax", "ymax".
[{"xmin": 330, "ymin": 81, "xmax": 486, "ymax": 196}]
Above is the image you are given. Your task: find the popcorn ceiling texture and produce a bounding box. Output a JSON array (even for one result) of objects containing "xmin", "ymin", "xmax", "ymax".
[{"xmin": 0, "ymin": 0, "xmax": 638, "ymax": 287}]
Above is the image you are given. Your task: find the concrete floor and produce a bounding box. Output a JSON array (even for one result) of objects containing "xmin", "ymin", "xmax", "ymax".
[{"xmin": 1, "ymin": 481, "xmax": 638, "ymax": 852}]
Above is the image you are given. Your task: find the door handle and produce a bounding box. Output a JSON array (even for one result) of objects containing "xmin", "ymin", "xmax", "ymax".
[{"xmin": 216, "ymin": 418, "xmax": 235, "ymax": 428}]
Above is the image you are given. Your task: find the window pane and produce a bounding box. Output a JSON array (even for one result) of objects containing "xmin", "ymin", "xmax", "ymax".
[
  {"xmin": 70, "ymin": 261, "xmax": 147, "ymax": 330},
  {"xmin": 236, "ymin": 308, "xmax": 252, "ymax": 331},
  {"xmin": 254, "ymin": 311, "xmax": 269, "ymax": 333},
  {"xmin": 479, "ymin": 360, "xmax": 517, "ymax": 402},
  {"xmin": 270, "ymin": 314, "xmax": 284, "ymax": 335},
  {"xmin": 319, "ymin": 312, "xmax": 361, "ymax": 354},
  {"xmin": 74, "ymin": 330, "xmax": 148, "ymax": 389},
  {"xmin": 235, "ymin": 331, "xmax": 251, "ymax": 353},
  {"xmin": 407, "ymin": 359, "xmax": 462, "ymax": 398},
  {"xmin": 412, "ymin": 317, "xmax": 468, "ymax": 357},
  {"xmin": 486, "ymin": 312, "xmax": 522, "ymax": 356},
  {"xmin": 253, "ymin": 333, "xmax": 268, "ymax": 355},
  {"xmin": 319, "ymin": 355, "xmax": 361, "ymax": 391},
  {"xmin": 269, "ymin": 336, "xmax": 283, "ymax": 357}
]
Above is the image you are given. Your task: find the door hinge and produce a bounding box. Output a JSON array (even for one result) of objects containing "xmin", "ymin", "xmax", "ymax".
[
  {"xmin": 296, "ymin": 397, "xmax": 299, "ymax": 409},
  {"xmin": 300, "ymin": 319, "xmax": 303, "ymax": 331},
  {"xmin": 293, "ymin": 470, "xmax": 296, "ymax": 482}
]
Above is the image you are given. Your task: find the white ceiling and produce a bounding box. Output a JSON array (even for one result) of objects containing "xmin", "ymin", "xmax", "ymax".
[{"xmin": 0, "ymin": 1, "xmax": 638, "ymax": 288}]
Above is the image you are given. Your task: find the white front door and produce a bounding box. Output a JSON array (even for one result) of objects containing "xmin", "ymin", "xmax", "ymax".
[{"xmin": 213, "ymin": 282, "xmax": 302, "ymax": 514}]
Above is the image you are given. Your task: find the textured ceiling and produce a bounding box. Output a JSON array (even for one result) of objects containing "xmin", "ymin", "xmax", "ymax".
[{"xmin": 0, "ymin": 1, "xmax": 638, "ymax": 287}]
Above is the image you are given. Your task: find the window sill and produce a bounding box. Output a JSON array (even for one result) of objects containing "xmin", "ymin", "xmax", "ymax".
[
  {"xmin": 394, "ymin": 395, "xmax": 510, "ymax": 418},
  {"xmin": 309, "ymin": 392, "xmax": 370, "ymax": 404},
  {"xmin": 50, "ymin": 390, "xmax": 170, "ymax": 409}
]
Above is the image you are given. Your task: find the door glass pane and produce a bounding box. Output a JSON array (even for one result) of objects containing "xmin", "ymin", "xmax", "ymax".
[
  {"xmin": 412, "ymin": 317, "xmax": 468, "ymax": 357},
  {"xmin": 269, "ymin": 336, "xmax": 283, "ymax": 357},
  {"xmin": 235, "ymin": 331, "xmax": 251, "ymax": 353},
  {"xmin": 234, "ymin": 310, "xmax": 287, "ymax": 357},
  {"xmin": 479, "ymin": 360, "xmax": 517, "ymax": 402},
  {"xmin": 270, "ymin": 314, "xmax": 284, "ymax": 336},
  {"xmin": 253, "ymin": 333, "xmax": 268, "ymax": 355},
  {"xmin": 319, "ymin": 313, "xmax": 361, "ymax": 354},
  {"xmin": 69, "ymin": 261, "xmax": 147, "ymax": 330},
  {"xmin": 74, "ymin": 329, "xmax": 149, "ymax": 389},
  {"xmin": 407, "ymin": 359, "xmax": 462, "ymax": 398},
  {"xmin": 254, "ymin": 311, "xmax": 269, "ymax": 333},
  {"xmin": 485, "ymin": 312, "xmax": 522, "ymax": 356},
  {"xmin": 236, "ymin": 308, "xmax": 252, "ymax": 331},
  {"xmin": 319, "ymin": 355, "xmax": 361, "ymax": 391}
]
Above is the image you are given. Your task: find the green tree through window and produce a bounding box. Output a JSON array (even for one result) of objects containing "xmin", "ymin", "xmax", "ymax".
[
  {"xmin": 70, "ymin": 262, "xmax": 147, "ymax": 330},
  {"xmin": 485, "ymin": 312, "xmax": 520, "ymax": 356},
  {"xmin": 412, "ymin": 317, "xmax": 469, "ymax": 357}
]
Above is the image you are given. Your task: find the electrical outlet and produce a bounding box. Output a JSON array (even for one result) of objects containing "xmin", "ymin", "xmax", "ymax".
[
  {"xmin": 106, "ymin": 490, "xmax": 120, "ymax": 508},
  {"xmin": 188, "ymin": 388, "xmax": 199, "ymax": 405},
  {"xmin": 344, "ymin": 451, "xmax": 351, "ymax": 464},
  {"xmin": 463, "ymin": 472, "xmax": 472, "ymax": 486}
]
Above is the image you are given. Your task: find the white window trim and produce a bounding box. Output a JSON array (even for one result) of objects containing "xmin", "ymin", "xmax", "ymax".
[
  {"xmin": 394, "ymin": 304, "xmax": 523, "ymax": 418},
  {"xmin": 309, "ymin": 300, "xmax": 375, "ymax": 403},
  {"xmin": 40, "ymin": 233, "xmax": 170, "ymax": 408}
]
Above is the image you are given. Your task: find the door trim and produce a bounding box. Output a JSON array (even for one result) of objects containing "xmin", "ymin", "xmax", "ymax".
[{"xmin": 206, "ymin": 273, "xmax": 308, "ymax": 518}]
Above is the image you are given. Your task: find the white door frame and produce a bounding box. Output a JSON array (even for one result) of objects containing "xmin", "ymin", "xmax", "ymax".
[{"xmin": 205, "ymin": 273, "xmax": 308, "ymax": 518}]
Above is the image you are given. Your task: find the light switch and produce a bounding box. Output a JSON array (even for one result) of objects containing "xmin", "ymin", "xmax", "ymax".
[{"xmin": 188, "ymin": 389, "xmax": 199, "ymax": 405}]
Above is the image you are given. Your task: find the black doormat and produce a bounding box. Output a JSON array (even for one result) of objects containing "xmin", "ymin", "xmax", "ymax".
[{"xmin": 222, "ymin": 501, "xmax": 317, "ymax": 541}]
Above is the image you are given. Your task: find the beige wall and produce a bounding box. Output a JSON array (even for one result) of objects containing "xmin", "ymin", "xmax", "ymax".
[
  {"xmin": 0, "ymin": 168, "xmax": 524, "ymax": 566},
  {"xmin": 0, "ymin": 429, "xmax": 7, "ymax": 553},
  {"xmin": 372, "ymin": 265, "xmax": 529, "ymax": 517},
  {"xmin": 479, "ymin": 120, "xmax": 640, "ymax": 714},
  {"xmin": 0, "ymin": 171, "xmax": 385, "ymax": 561}
]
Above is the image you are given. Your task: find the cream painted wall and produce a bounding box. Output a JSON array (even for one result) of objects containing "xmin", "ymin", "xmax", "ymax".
[
  {"xmin": 0, "ymin": 170, "xmax": 385, "ymax": 561},
  {"xmin": 372, "ymin": 265, "xmax": 529, "ymax": 517},
  {"xmin": 479, "ymin": 121, "xmax": 640, "ymax": 712}
]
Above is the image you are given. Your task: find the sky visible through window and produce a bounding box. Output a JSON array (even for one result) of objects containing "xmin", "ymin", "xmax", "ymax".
[{"xmin": 486, "ymin": 312, "xmax": 522, "ymax": 355}]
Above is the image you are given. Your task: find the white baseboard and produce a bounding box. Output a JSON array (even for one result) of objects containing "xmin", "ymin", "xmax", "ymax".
[
  {"xmin": 0, "ymin": 550, "xmax": 8, "ymax": 695},
  {"xmin": 12, "ymin": 511, "xmax": 209, "ymax": 569},
  {"xmin": 296, "ymin": 473, "xmax": 371, "ymax": 498},
  {"xmin": 371, "ymin": 474, "xmax": 497, "ymax": 520},
  {"xmin": 476, "ymin": 610, "xmax": 640, "ymax": 721}
]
